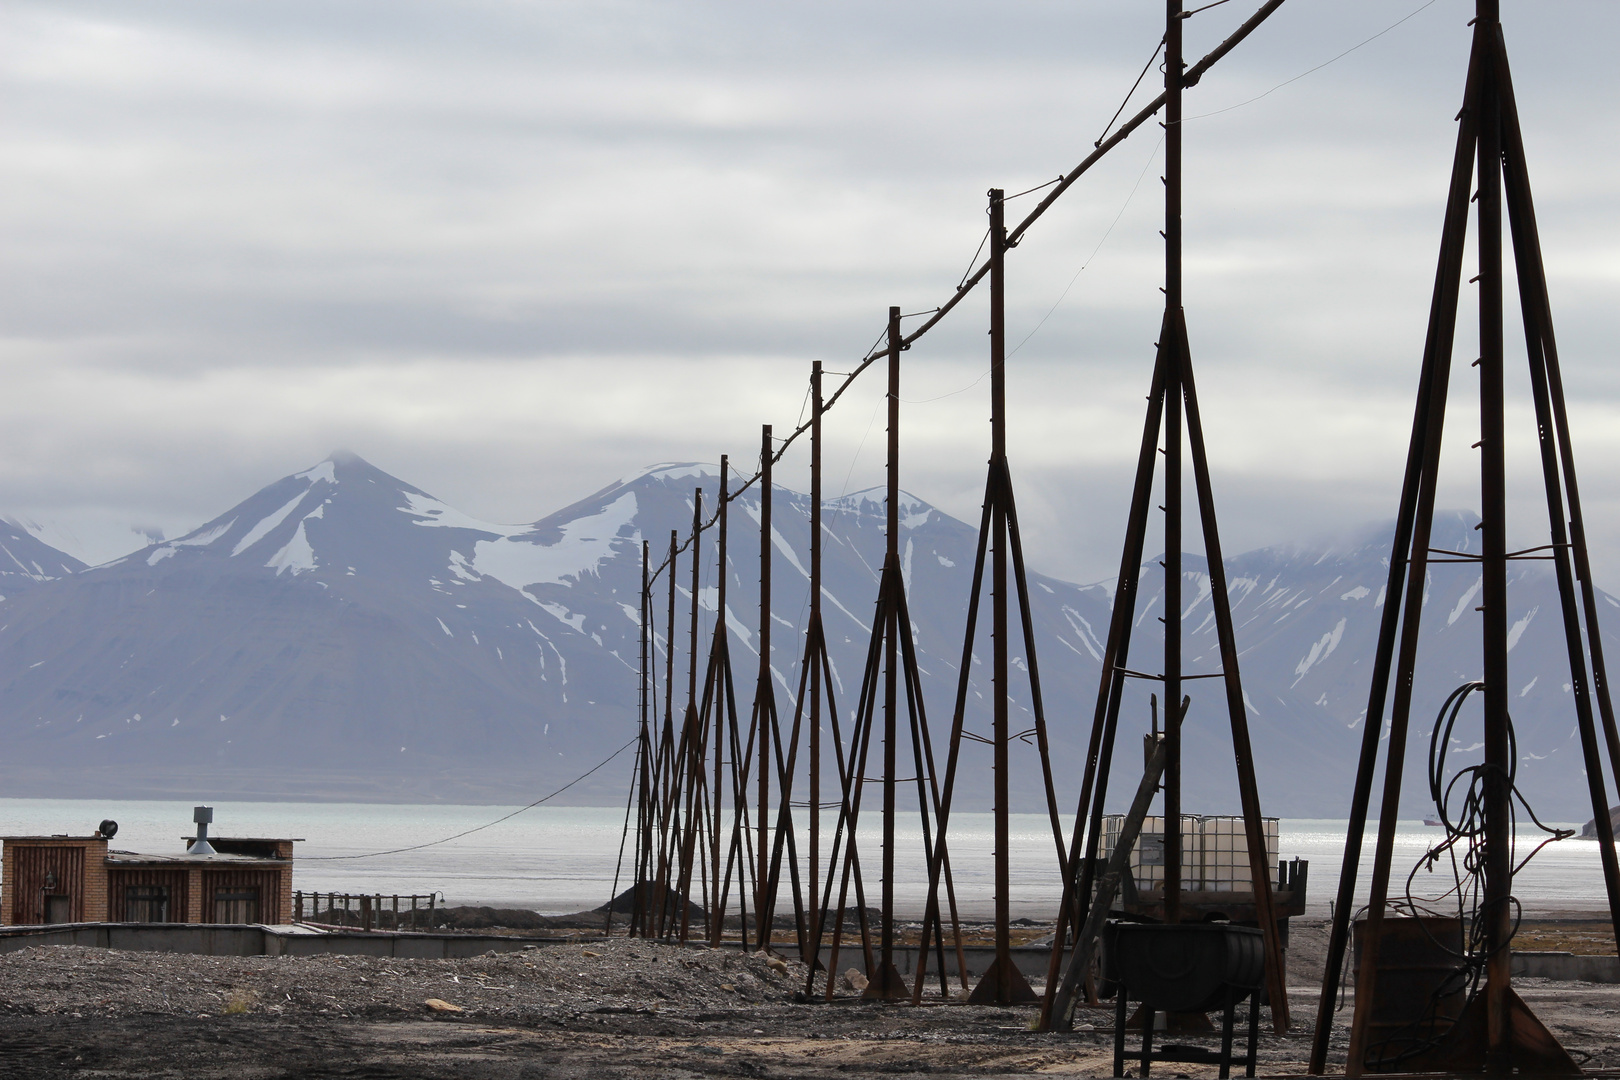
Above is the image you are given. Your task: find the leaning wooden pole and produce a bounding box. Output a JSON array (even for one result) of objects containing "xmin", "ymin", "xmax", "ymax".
[
  {"xmin": 1496, "ymin": 40, "xmax": 1620, "ymax": 929},
  {"xmin": 1305, "ymin": 31, "xmax": 1483, "ymax": 1073}
]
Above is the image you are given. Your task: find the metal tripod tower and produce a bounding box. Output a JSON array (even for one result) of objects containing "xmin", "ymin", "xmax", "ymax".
[
  {"xmin": 1040, "ymin": 0, "xmax": 1288, "ymax": 1032},
  {"xmin": 811, "ymin": 306, "xmax": 963, "ymax": 1000},
  {"xmin": 763, "ymin": 363, "xmax": 840, "ymax": 969},
  {"xmin": 1310, "ymin": 3, "xmax": 1620, "ymax": 1074},
  {"xmin": 916, "ymin": 188, "xmax": 1070, "ymax": 1007}
]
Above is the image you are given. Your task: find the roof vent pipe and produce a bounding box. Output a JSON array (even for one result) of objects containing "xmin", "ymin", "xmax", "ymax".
[{"xmin": 190, "ymin": 805, "xmax": 216, "ymax": 856}]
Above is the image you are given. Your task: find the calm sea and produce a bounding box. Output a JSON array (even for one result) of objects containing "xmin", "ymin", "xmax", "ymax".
[{"xmin": 0, "ymin": 799, "xmax": 1609, "ymax": 920}]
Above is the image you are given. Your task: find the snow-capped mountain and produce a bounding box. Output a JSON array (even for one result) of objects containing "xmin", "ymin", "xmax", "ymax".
[
  {"xmin": 0, "ymin": 518, "xmax": 85, "ymax": 599},
  {"xmin": 0, "ymin": 453, "xmax": 1613, "ymax": 822},
  {"xmin": 0, "ymin": 453, "xmax": 659, "ymax": 802}
]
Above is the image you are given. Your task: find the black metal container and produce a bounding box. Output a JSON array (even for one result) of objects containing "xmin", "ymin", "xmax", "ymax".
[
  {"xmin": 1106, "ymin": 921, "xmax": 1266, "ymax": 1013},
  {"xmin": 1349, "ymin": 915, "xmax": 1466, "ymax": 1072}
]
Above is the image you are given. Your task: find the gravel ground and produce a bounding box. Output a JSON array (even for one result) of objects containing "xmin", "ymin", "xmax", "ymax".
[{"xmin": 0, "ymin": 925, "xmax": 1615, "ymax": 1078}]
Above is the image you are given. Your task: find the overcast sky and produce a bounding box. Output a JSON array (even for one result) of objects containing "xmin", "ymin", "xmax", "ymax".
[{"xmin": 2, "ymin": 0, "xmax": 1618, "ymax": 582}]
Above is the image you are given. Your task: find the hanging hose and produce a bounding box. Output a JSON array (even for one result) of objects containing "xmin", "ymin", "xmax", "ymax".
[{"xmin": 1361, "ymin": 681, "xmax": 1573, "ymax": 1070}]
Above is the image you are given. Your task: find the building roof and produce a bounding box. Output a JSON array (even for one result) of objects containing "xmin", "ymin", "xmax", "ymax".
[{"xmin": 107, "ymin": 850, "xmax": 286, "ymax": 867}]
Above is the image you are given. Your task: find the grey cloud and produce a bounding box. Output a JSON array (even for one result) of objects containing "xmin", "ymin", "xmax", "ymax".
[{"xmin": 2, "ymin": 0, "xmax": 1619, "ymax": 588}]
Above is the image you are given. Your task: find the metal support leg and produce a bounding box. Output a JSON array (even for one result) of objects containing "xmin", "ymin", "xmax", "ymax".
[
  {"xmin": 1220, "ymin": 998, "xmax": 1237, "ymax": 1079},
  {"xmin": 1115, "ymin": 985, "xmax": 1129, "ymax": 1078},
  {"xmin": 1246, "ymin": 992, "xmax": 1260, "ymax": 1078}
]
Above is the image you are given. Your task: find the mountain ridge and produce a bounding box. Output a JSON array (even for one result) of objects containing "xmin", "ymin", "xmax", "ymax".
[{"xmin": 0, "ymin": 454, "xmax": 1612, "ymax": 823}]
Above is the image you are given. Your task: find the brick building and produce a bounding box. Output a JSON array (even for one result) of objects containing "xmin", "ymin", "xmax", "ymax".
[{"xmin": 1, "ymin": 810, "xmax": 296, "ymax": 926}]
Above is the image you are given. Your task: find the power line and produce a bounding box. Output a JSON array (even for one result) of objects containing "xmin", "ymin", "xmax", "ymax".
[
  {"xmin": 298, "ymin": 737, "xmax": 639, "ymax": 861},
  {"xmin": 1007, "ymin": 132, "xmax": 1166, "ymax": 361},
  {"xmin": 1183, "ymin": 0, "xmax": 1441, "ymax": 123},
  {"xmin": 1094, "ymin": 36, "xmax": 1166, "ymax": 150}
]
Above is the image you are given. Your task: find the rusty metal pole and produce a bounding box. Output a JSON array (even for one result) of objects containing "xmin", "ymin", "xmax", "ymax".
[
  {"xmin": 651, "ymin": 528, "xmax": 680, "ymax": 937},
  {"xmin": 756, "ymin": 425, "xmax": 774, "ymax": 948},
  {"xmin": 1496, "ymin": 40, "xmax": 1620, "ymax": 935},
  {"xmin": 1311, "ymin": 31, "xmax": 1483, "ymax": 1072},
  {"xmin": 1036, "ymin": 343, "xmax": 1170, "ymax": 1028},
  {"xmin": 1181, "ymin": 352, "xmax": 1291, "ymax": 1030},
  {"xmin": 874, "ymin": 305, "xmax": 906, "ymax": 998},
  {"xmin": 989, "ymin": 189, "xmax": 1015, "ymax": 994},
  {"xmin": 984, "ymin": 191, "xmax": 1010, "ymax": 990},
  {"xmin": 666, "ymin": 527, "xmax": 678, "ymax": 756},
  {"xmin": 958, "ymin": 188, "xmax": 1035, "ymax": 1006},
  {"xmin": 1474, "ymin": 2, "xmax": 1512, "ymax": 1065},
  {"xmin": 675, "ymin": 488, "xmax": 705, "ymax": 942},
  {"xmin": 688, "ymin": 489, "xmax": 703, "ymax": 717},
  {"xmin": 1161, "ymin": 0, "xmax": 1185, "ymax": 930},
  {"xmin": 714, "ymin": 459, "xmax": 730, "ymax": 940},
  {"xmin": 634, "ymin": 539, "xmax": 653, "ymax": 935},
  {"xmin": 809, "ymin": 361, "xmax": 824, "ymax": 942},
  {"xmin": 1327, "ymin": 13, "xmax": 1576, "ymax": 1073},
  {"xmin": 970, "ymin": 188, "xmax": 1032, "ymax": 1005}
]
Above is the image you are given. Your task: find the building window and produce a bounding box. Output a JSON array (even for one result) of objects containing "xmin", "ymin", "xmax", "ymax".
[
  {"xmin": 213, "ymin": 888, "xmax": 258, "ymax": 924},
  {"xmin": 125, "ymin": 885, "xmax": 171, "ymax": 923},
  {"xmin": 43, "ymin": 896, "xmax": 71, "ymax": 924}
]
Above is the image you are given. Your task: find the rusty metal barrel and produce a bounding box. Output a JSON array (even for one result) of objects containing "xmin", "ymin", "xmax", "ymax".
[
  {"xmin": 1105, "ymin": 922, "xmax": 1266, "ymax": 1013},
  {"xmin": 1351, "ymin": 915, "xmax": 1467, "ymax": 1071}
]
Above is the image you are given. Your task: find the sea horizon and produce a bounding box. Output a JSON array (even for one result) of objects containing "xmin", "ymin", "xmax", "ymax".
[{"xmin": 1, "ymin": 797, "xmax": 1609, "ymax": 921}]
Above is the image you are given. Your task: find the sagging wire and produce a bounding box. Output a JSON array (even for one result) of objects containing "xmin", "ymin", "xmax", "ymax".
[
  {"xmin": 1357, "ymin": 681, "xmax": 1572, "ymax": 1071},
  {"xmin": 900, "ymin": 368, "xmax": 991, "ymax": 406},
  {"xmin": 1095, "ymin": 36, "xmax": 1166, "ymax": 149},
  {"xmin": 295, "ymin": 736, "xmax": 642, "ymax": 861},
  {"xmin": 958, "ymin": 229, "xmax": 992, "ymax": 290},
  {"xmin": 1007, "ymin": 131, "xmax": 1165, "ymax": 362},
  {"xmin": 1006, "ymin": 176, "xmax": 1064, "ymax": 202},
  {"xmin": 1182, "ymin": 0, "xmax": 1442, "ymax": 123},
  {"xmin": 838, "ymin": 395, "xmax": 888, "ymax": 509}
]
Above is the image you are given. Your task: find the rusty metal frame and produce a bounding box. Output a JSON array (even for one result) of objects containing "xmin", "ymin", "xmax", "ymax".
[
  {"xmin": 1037, "ymin": 0, "xmax": 1289, "ymax": 1035},
  {"xmin": 1311, "ymin": 4, "xmax": 1619, "ymax": 1074}
]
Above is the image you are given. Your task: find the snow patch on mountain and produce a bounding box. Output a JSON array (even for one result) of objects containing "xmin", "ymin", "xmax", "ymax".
[
  {"xmin": 1447, "ymin": 575, "xmax": 1483, "ymax": 626},
  {"xmin": 472, "ymin": 492, "xmax": 639, "ymax": 590},
  {"xmin": 538, "ymin": 600, "xmax": 589, "ymax": 634},
  {"xmin": 742, "ymin": 501, "xmax": 809, "ymax": 580},
  {"xmin": 1507, "ymin": 605, "xmax": 1539, "ymax": 652},
  {"xmin": 179, "ymin": 519, "xmax": 237, "ymax": 548},
  {"xmin": 1060, "ymin": 605, "xmax": 1103, "ymax": 660},
  {"xmin": 1292, "ymin": 617, "xmax": 1347, "ymax": 686},
  {"xmin": 267, "ymin": 507, "xmax": 322, "ymax": 576},
  {"xmin": 297, "ymin": 461, "xmax": 337, "ymax": 484},
  {"xmin": 447, "ymin": 550, "xmax": 480, "ymax": 582},
  {"xmin": 398, "ymin": 491, "xmax": 506, "ymax": 534},
  {"xmin": 233, "ymin": 492, "xmax": 309, "ymax": 556}
]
